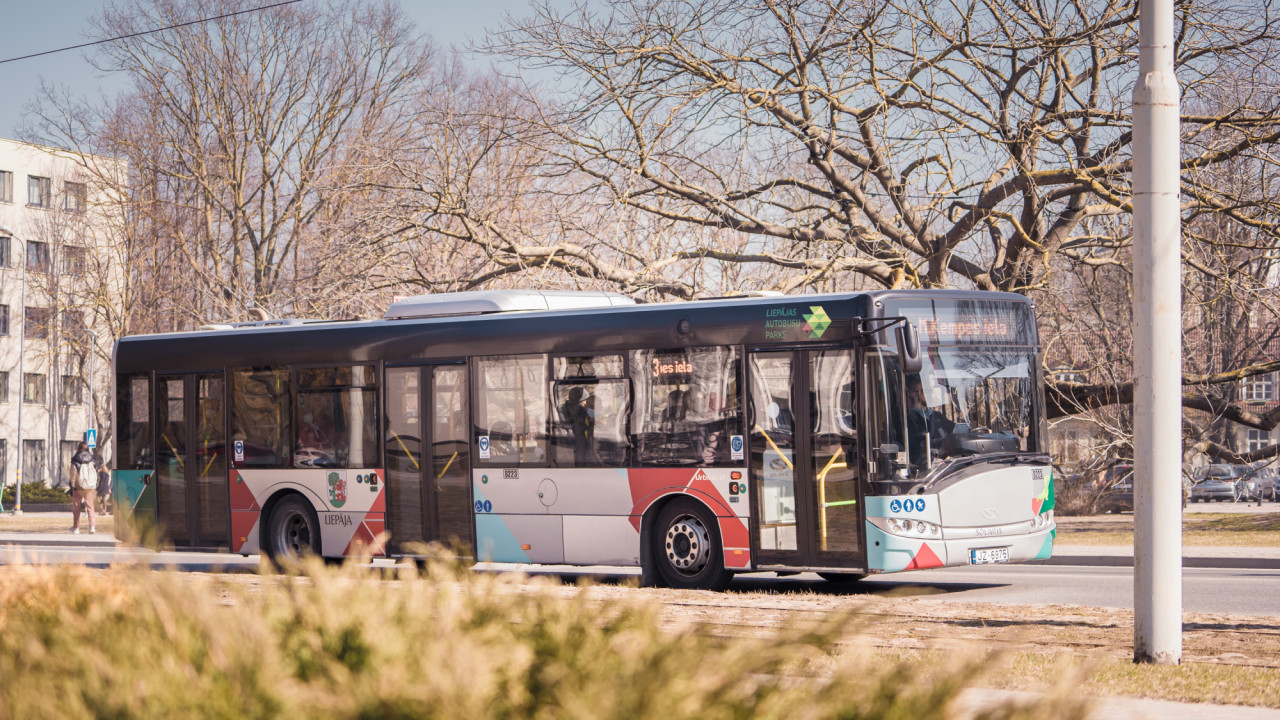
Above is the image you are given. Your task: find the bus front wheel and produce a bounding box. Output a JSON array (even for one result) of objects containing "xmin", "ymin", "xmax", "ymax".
[
  {"xmin": 265, "ymin": 495, "xmax": 322, "ymax": 563},
  {"xmin": 651, "ymin": 498, "xmax": 732, "ymax": 591}
]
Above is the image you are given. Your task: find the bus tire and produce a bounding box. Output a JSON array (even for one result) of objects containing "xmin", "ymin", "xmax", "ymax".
[
  {"xmin": 264, "ymin": 495, "xmax": 322, "ymax": 563},
  {"xmin": 651, "ymin": 498, "xmax": 731, "ymax": 591},
  {"xmin": 817, "ymin": 572, "xmax": 865, "ymax": 584}
]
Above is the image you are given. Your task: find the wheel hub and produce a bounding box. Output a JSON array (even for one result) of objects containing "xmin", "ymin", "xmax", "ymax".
[
  {"xmin": 280, "ymin": 512, "xmax": 312, "ymax": 555},
  {"xmin": 664, "ymin": 515, "xmax": 711, "ymax": 574}
]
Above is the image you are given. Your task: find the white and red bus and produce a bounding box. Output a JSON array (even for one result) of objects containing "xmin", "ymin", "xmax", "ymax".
[{"xmin": 114, "ymin": 289, "xmax": 1055, "ymax": 589}]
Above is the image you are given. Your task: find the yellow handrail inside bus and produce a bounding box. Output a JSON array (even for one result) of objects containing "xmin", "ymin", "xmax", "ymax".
[
  {"xmin": 437, "ymin": 451, "xmax": 458, "ymax": 479},
  {"xmin": 161, "ymin": 433, "xmax": 184, "ymax": 470},
  {"xmin": 201, "ymin": 449, "xmax": 219, "ymax": 476},
  {"xmin": 390, "ymin": 432, "xmax": 420, "ymax": 470},
  {"xmin": 816, "ymin": 448, "xmax": 848, "ymax": 550},
  {"xmin": 752, "ymin": 424, "xmax": 794, "ymax": 471}
]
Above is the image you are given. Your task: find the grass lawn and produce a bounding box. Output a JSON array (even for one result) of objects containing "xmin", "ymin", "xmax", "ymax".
[{"xmin": 1056, "ymin": 512, "xmax": 1280, "ymax": 546}]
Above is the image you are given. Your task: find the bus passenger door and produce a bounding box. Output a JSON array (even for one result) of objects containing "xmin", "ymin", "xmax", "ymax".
[
  {"xmin": 385, "ymin": 364, "xmax": 473, "ymax": 555},
  {"xmin": 156, "ymin": 373, "xmax": 229, "ymax": 548},
  {"xmin": 749, "ymin": 349, "xmax": 863, "ymax": 570}
]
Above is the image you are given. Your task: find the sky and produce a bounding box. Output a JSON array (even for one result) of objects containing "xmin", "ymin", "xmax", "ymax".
[{"xmin": 0, "ymin": 0, "xmax": 533, "ymax": 139}]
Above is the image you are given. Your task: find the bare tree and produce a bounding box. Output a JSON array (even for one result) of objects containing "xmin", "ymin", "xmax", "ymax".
[
  {"xmin": 466, "ymin": 0, "xmax": 1280, "ymax": 435},
  {"xmin": 27, "ymin": 0, "xmax": 433, "ymax": 328}
]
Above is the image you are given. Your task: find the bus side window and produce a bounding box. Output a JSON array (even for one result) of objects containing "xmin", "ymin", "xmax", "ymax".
[
  {"xmin": 119, "ymin": 374, "xmax": 152, "ymax": 469},
  {"xmin": 292, "ymin": 365, "xmax": 378, "ymax": 469},
  {"xmin": 629, "ymin": 346, "xmax": 742, "ymax": 467},
  {"xmin": 475, "ymin": 355, "xmax": 548, "ymax": 465},
  {"xmin": 231, "ymin": 367, "xmax": 292, "ymax": 468},
  {"xmin": 550, "ymin": 354, "xmax": 629, "ymax": 468}
]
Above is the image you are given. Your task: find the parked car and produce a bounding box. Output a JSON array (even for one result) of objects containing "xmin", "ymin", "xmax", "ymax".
[
  {"xmin": 1189, "ymin": 464, "xmax": 1251, "ymax": 502},
  {"xmin": 1247, "ymin": 464, "xmax": 1279, "ymax": 502},
  {"xmin": 1097, "ymin": 464, "xmax": 1134, "ymax": 513}
]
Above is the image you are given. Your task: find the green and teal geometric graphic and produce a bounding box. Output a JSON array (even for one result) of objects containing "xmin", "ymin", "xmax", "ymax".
[{"xmin": 802, "ymin": 306, "xmax": 832, "ymax": 338}]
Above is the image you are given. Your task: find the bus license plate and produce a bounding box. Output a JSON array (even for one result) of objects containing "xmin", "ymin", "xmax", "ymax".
[{"xmin": 970, "ymin": 547, "xmax": 1010, "ymax": 565}]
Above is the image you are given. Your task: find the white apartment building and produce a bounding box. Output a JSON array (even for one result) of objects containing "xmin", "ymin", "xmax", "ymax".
[{"xmin": 0, "ymin": 137, "xmax": 117, "ymax": 490}]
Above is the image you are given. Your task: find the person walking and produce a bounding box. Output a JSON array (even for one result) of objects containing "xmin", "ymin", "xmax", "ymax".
[
  {"xmin": 97, "ymin": 461, "xmax": 112, "ymax": 515},
  {"xmin": 69, "ymin": 441, "xmax": 98, "ymax": 534}
]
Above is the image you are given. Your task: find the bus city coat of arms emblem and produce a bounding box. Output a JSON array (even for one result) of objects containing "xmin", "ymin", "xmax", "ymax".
[{"xmin": 328, "ymin": 471, "xmax": 347, "ymax": 508}]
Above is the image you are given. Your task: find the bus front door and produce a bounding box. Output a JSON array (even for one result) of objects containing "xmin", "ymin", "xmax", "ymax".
[
  {"xmin": 385, "ymin": 364, "xmax": 474, "ymax": 556},
  {"xmin": 156, "ymin": 373, "xmax": 229, "ymax": 548},
  {"xmin": 749, "ymin": 349, "xmax": 863, "ymax": 571}
]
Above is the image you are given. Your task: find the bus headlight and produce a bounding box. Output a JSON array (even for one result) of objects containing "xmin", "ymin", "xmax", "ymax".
[
  {"xmin": 871, "ymin": 516, "xmax": 941, "ymax": 539},
  {"xmin": 1028, "ymin": 509, "xmax": 1054, "ymax": 531}
]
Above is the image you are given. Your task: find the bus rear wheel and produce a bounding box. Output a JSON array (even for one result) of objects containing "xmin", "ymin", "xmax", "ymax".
[
  {"xmin": 651, "ymin": 499, "xmax": 731, "ymax": 591},
  {"xmin": 265, "ymin": 495, "xmax": 322, "ymax": 563}
]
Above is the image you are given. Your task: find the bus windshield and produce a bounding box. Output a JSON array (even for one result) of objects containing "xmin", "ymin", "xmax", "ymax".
[{"xmin": 869, "ymin": 347, "xmax": 1035, "ymax": 484}]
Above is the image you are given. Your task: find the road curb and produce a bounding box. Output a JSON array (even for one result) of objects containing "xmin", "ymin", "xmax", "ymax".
[
  {"xmin": 1037, "ymin": 555, "xmax": 1280, "ymax": 570},
  {"xmin": 2, "ymin": 538, "xmax": 120, "ymax": 548}
]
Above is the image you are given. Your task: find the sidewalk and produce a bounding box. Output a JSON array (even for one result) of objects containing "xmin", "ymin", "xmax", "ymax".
[
  {"xmin": 0, "ymin": 511, "xmax": 118, "ymax": 548},
  {"xmin": 1048, "ymin": 543, "xmax": 1280, "ymax": 570}
]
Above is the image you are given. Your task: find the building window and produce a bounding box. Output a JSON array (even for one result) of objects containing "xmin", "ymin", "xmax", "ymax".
[
  {"xmin": 63, "ymin": 182, "xmax": 87, "ymax": 213},
  {"xmin": 0, "ymin": 440, "xmax": 6, "ymax": 486},
  {"xmin": 62, "ymin": 375, "xmax": 83, "ymax": 405},
  {"xmin": 0, "ymin": 236, "xmax": 10, "ymax": 267},
  {"xmin": 1241, "ymin": 375, "xmax": 1275, "ymax": 402},
  {"xmin": 63, "ymin": 246, "xmax": 87, "ymax": 275},
  {"xmin": 23, "ymin": 373, "xmax": 45, "ymax": 404},
  {"xmin": 64, "ymin": 309, "xmax": 87, "ymax": 346},
  {"xmin": 26, "ymin": 241, "xmax": 51, "ymax": 273},
  {"xmin": 24, "ymin": 307, "xmax": 51, "ymax": 340},
  {"xmin": 0, "ymin": 371, "xmax": 8, "ymax": 402},
  {"xmin": 23, "ymin": 439, "xmax": 45, "ymax": 485},
  {"xmin": 1247, "ymin": 429, "xmax": 1275, "ymax": 453},
  {"xmin": 0, "ymin": 170, "xmax": 13, "ymax": 203},
  {"xmin": 0, "ymin": 305, "xmax": 8, "ymax": 336},
  {"xmin": 27, "ymin": 176, "xmax": 50, "ymax": 208}
]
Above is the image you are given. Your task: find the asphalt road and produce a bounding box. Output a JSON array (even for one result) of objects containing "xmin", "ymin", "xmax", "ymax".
[
  {"xmin": 741, "ymin": 564, "xmax": 1280, "ymax": 616},
  {"xmin": 5, "ymin": 543, "xmax": 1279, "ymax": 617}
]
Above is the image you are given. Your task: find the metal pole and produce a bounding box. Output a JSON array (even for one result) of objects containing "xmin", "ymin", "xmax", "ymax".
[
  {"xmin": 89, "ymin": 330, "xmax": 95, "ymax": 453},
  {"xmin": 1132, "ymin": 0, "xmax": 1182, "ymax": 664},
  {"xmin": 13, "ymin": 239, "xmax": 26, "ymax": 515}
]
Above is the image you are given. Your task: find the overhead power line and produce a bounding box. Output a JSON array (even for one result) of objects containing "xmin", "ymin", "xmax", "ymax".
[{"xmin": 0, "ymin": 0, "xmax": 305, "ymax": 66}]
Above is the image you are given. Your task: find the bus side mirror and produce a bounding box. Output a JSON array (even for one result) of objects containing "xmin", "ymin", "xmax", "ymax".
[{"xmin": 896, "ymin": 322, "xmax": 923, "ymax": 374}]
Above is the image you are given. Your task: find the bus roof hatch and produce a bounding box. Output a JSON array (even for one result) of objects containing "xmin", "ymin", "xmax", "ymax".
[{"xmin": 384, "ymin": 289, "xmax": 637, "ymax": 319}]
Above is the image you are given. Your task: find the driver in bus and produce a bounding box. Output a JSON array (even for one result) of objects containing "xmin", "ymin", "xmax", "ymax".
[{"xmin": 906, "ymin": 374, "xmax": 955, "ymax": 469}]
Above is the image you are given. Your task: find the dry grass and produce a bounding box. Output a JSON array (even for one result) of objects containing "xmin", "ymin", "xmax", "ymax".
[
  {"xmin": 1055, "ymin": 512, "xmax": 1280, "ymax": 546},
  {"xmin": 0, "ymin": 557, "xmax": 1089, "ymax": 720}
]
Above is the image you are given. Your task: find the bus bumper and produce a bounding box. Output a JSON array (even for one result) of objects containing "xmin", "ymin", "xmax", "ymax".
[{"xmin": 865, "ymin": 520, "xmax": 1056, "ymax": 573}]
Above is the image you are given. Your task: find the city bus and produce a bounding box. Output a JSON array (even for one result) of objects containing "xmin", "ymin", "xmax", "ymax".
[{"xmin": 113, "ymin": 288, "xmax": 1055, "ymax": 589}]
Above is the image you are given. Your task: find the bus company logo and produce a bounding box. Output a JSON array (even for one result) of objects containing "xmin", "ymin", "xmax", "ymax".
[
  {"xmin": 327, "ymin": 472, "xmax": 347, "ymax": 508},
  {"xmin": 802, "ymin": 306, "xmax": 832, "ymax": 338}
]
